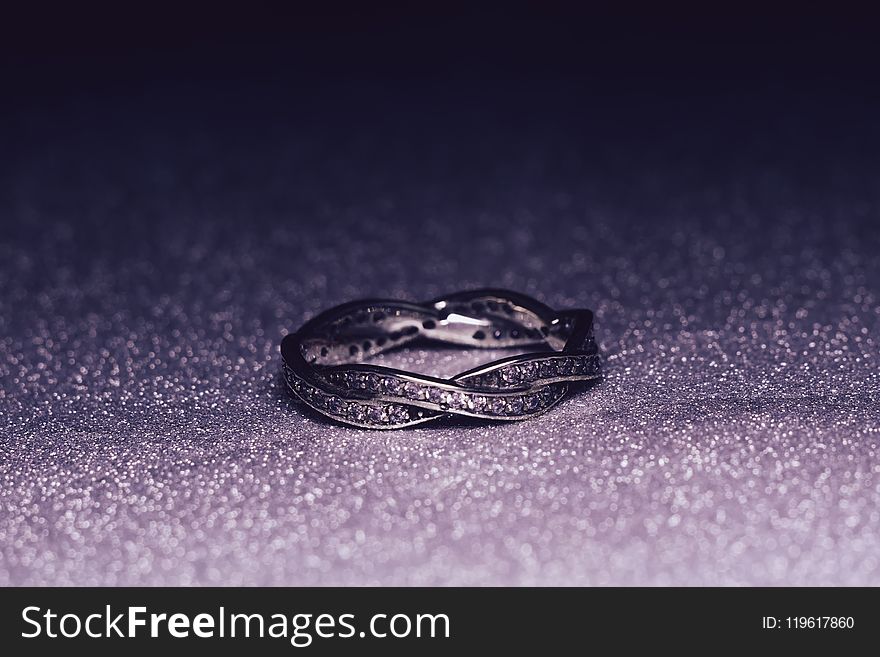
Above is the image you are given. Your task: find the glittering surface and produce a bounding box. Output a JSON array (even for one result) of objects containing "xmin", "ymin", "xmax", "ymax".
[{"xmin": 1, "ymin": 82, "xmax": 879, "ymax": 586}]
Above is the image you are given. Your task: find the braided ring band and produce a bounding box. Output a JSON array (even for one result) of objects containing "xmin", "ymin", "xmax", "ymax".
[{"xmin": 281, "ymin": 289, "xmax": 601, "ymax": 429}]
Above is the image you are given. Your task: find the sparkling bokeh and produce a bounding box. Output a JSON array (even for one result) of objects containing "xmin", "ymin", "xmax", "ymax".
[{"xmin": 2, "ymin": 83, "xmax": 878, "ymax": 585}]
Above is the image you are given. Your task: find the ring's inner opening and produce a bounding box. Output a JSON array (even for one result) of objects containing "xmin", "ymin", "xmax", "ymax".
[{"xmin": 299, "ymin": 297, "xmax": 574, "ymax": 367}]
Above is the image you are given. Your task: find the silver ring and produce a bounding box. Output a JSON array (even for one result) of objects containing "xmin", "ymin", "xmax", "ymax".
[{"xmin": 281, "ymin": 289, "xmax": 601, "ymax": 429}]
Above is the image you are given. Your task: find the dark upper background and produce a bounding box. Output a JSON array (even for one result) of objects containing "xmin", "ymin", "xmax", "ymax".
[
  {"xmin": 1, "ymin": 5, "xmax": 879, "ymax": 585},
  {"xmin": 3, "ymin": 4, "xmax": 879, "ymax": 240}
]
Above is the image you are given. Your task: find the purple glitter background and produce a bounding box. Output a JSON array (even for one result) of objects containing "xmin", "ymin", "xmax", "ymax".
[{"xmin": 2, "ymin": 13, "xmax": 880, "ymax": 586}]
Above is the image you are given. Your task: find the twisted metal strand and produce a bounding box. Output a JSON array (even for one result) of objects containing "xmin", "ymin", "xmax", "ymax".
[{"xmin": 281, "ymin": 289, "xmax": 601, "ymax": 429}]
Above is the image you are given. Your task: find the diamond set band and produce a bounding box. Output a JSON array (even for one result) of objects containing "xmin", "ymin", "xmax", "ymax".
[{"xmin": 281, "ymin": 289, "xmax": 601, "ymax": 429}]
